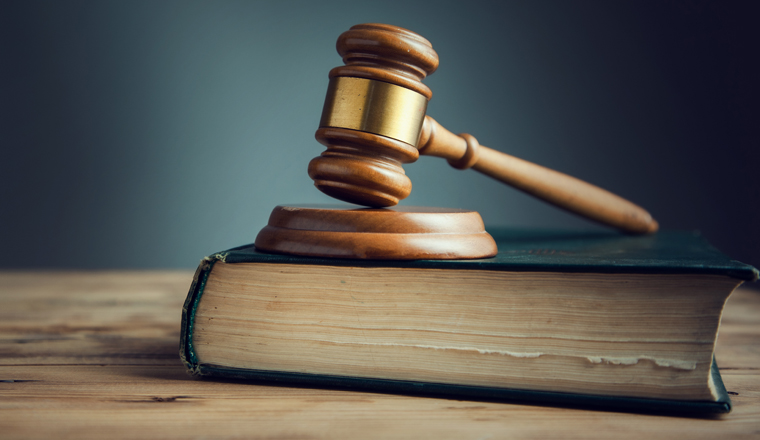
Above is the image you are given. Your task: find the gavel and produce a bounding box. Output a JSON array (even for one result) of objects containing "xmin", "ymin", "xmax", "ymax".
[{"xmin": 307, "ymin": 23, "xmax": 658, "ymax": 235}]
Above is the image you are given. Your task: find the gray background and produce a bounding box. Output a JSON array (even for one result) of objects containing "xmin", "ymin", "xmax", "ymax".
[{"xmin": 2, "ymin": 0, "xmax": 758, "ymax": 270}]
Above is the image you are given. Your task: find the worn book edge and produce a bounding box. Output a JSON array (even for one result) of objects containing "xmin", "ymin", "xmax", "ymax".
[{"xmin": 179, "ymin": 252, "xmax": 734, "ymax": 414}]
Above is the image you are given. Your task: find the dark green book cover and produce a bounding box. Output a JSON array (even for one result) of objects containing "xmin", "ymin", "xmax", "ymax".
[{"xmin": 180, "ymin": 229, "xmax": 757, "ymax": 414}]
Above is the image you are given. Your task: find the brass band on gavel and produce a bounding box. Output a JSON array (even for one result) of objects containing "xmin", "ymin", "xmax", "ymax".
[{"xmin": 319, "ymin": 77, "xmax": 428, "ymax": 146}]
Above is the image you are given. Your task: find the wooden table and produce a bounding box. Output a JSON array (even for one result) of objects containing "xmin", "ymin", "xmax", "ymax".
[{"xmin": 1, "ymin": 272, "xmax": 758, "ymax": 439}]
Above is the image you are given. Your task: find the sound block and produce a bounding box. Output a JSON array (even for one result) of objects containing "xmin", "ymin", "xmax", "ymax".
[{"xmin": 254, "ymin": 205, "xmax": 498, "ymax": 260}]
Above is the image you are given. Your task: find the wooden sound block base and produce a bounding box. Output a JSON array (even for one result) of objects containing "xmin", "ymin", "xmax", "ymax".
[{"xmin": 254, "ymin": 205, "xmax": 498, "ymax": 260}]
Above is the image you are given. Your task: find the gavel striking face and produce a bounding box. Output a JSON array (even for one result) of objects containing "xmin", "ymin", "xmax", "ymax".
[{"xmin": 308, "ymin": 24, "xmax": 659, "ymax": 235}]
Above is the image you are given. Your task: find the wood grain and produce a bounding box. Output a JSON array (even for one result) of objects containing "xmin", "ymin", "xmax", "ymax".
[{"xmin": 1, "ymin": 272, "xmax": 758, "ymax": 439}]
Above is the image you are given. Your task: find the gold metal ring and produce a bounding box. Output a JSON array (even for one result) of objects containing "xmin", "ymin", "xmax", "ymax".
[{"xmin": 319, "ymin": 77, "xmax": 428, "ymax": 146}]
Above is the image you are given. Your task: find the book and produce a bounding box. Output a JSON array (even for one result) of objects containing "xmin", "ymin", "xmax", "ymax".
[{"xmin": 180, "ymin": 229, "xmax": 758, "ymax": 413}]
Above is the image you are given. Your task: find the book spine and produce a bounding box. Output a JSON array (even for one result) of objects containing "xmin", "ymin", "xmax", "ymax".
[{"xmin": 179, "ymin": 256, "xmax": 218, "ymax": 374}]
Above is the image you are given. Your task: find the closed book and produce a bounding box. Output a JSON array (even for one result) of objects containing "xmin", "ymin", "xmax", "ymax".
[{"xmin": 180, "ymin": 229, "xmax": 757, "ymax": 413}]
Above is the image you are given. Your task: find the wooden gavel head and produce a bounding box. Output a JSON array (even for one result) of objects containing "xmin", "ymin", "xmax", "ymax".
[{"xmin": 308, "ymin": 23, "xmax": 439, "ymax": 207}]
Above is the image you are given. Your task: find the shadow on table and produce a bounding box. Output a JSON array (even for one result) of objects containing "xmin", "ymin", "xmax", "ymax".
[{"xmin": 122, "ymin": 361, "xmax": 728, "ymax": 420}]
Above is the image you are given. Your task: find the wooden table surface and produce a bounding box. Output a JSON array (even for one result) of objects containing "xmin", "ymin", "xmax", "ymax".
[{"xmin": 1, "ymin": 271, "xmax": 758, "ymax": 439}]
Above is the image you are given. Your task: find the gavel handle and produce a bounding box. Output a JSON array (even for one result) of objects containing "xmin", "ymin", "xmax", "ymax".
[{"xmin": 418, "ymin": 116, "xmax": 658, "ymax": 234}]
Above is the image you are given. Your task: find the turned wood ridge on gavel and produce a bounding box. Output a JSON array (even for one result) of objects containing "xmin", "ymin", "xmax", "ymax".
[{"xmin": 307, "ymin": 23, "xmax": 658, "ymax": 235}]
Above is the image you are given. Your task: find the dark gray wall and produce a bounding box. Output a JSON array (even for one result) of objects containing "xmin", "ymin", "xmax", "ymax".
[{"xmin": 2, "ymin": 1, "xmax": 758, "ymax": 270}]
